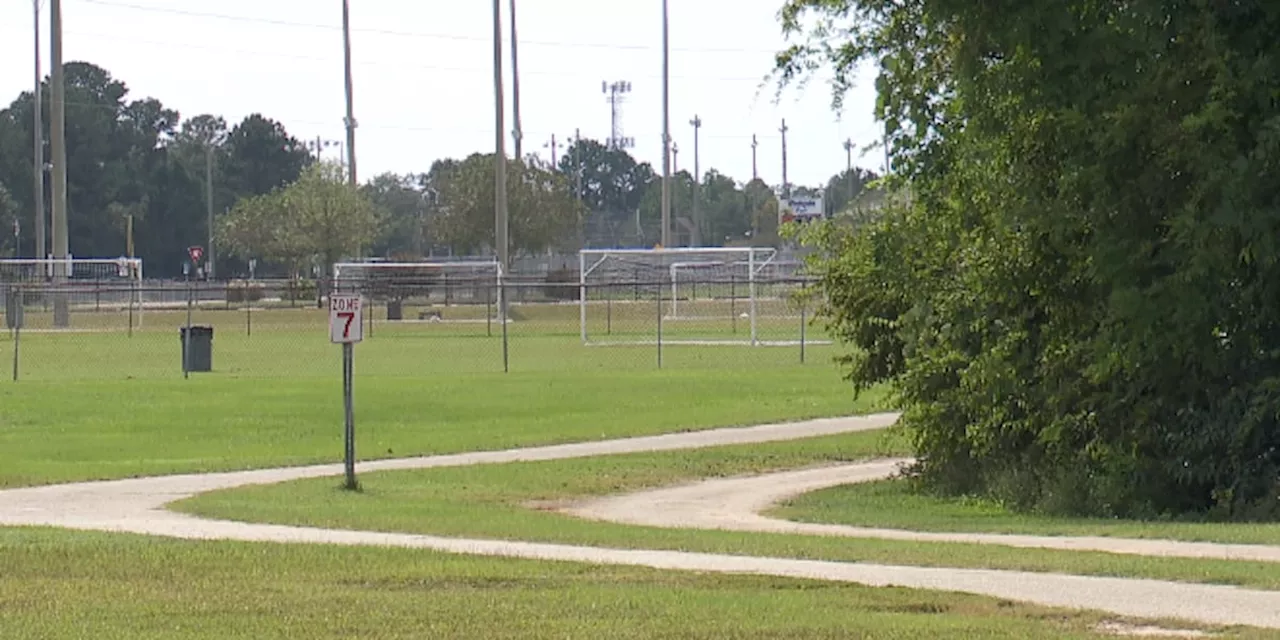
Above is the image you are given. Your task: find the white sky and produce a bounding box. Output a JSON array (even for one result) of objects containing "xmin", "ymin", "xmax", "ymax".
[{"xmin": 0, "ymin": 0, "xmax": 883, "ymax": 188}]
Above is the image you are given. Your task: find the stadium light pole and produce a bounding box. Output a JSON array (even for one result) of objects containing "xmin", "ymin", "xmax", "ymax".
[
  {"xmin": 341, "ymin": 0, "xmax": 358, "ymax": 188},
  {"xmin": 660, "ymin": 0, "xmax": 671, "ymax": 248},
  {"xmin": 49, "ymin": 0, "xmax": 69, "ymax": 326},
  {"xmin": 32, "ymin": 0, "xmax": 45, "ymax": 262},
  {"xmin": 509, "ymin": 0, "xmax": 523, "ymax": 161},
  {"xmin": 492, "ymin": 0, "xmax": 511, "ymax": 373}
]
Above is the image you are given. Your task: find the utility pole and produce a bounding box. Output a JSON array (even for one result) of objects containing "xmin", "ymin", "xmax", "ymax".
[
  {"xmin": 843, "ymin": 138, "xmax": 855, "ymax": 206},
  {"xmin": 671, "ymin": 142, "xmax": 679, "ymax": 245},
  {"xmin": 50, "ymin": 0, "xmax": 69, "ymax": 327},
  {"xmin": 573, "ymin": 128, "xmax": 582, "ymax": 206},
  {"xmin": 543, "ymin": 134, "xmax": 557, "ymax": 168},
  {"xmin": 779, "ymin": 118, "xmax": 790, "ymax": 201},
  {"xmin": 32, "ymin": 0, "xmax": 45, "ymax": 262},
  {"xmin": 206, "ymin": 144, "xmax": 215, "ymax": 279},
  {"xmin": 660, "ymin": 0, "xmax": 671, "ymax": 248},
  {"xmin": 491, "ymin": 0, "xmax": 508, "ymax": 270},
  {"xmin": 509, "ymin": 0, "xmax": 523, "ymax": 161},
  {"xmin": 341, "ymin": 0, "xmax": 358, "ymax": 187},
  {"xmin": 689, "ymin": 115, "xmax": 701, "ymax": 246},
  {"xmin": 883, "ymin": 126, "xmax": 891, "ymax": 175},
  {"xmin": 751, "ymin": 134, "xmax": 758, "ymax": 182},
  {"xmin": 491, "ymin": 0, "xmax": 510, "ymax": 374}
]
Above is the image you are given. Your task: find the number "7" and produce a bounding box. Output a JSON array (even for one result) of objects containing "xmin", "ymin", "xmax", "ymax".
[{"xmin": 338, "ymin": 311, "xmax": 355, "ymax": 338}]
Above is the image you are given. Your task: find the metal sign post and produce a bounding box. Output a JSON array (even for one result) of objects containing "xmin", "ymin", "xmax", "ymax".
[
  {"xmin": 329, "ymin": 293, "xmax": 363, "ymax": 490},
  {"xmin": 183, "ymin": 246, "xmax": 203, "ymax": 380}
]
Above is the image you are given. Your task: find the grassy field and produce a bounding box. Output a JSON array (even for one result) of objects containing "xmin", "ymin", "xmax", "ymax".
[
  {"xmin": 0, "ymin": 303, "xmax": 831, "ymax": 381},
  {"xmin": 4, "ymin": 527, "xmax": 1227, "ymax": 640},
  {"xmin": 175, "ymin": 430, "xmax": 1280, "ymax": 591},
  {"xmin": 773, "ymin": 479, "xmax": 1280, "ymax": 546},
  {"xmin": 0, "ymin": 301, "xmax": 873, "ymax": 488},
  {"xmin": 4, "ymin": 300, "xmax": 1266, "ymax": 636}
]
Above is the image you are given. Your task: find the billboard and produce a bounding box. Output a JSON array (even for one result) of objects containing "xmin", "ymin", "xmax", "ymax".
[{"xmin": 779, "ymin": 196, "xmax": 825, "ymax": 224}]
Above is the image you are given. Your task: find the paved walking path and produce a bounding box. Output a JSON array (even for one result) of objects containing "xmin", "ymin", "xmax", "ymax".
[
  {"xmin": 2, "ymin": 412, "xmax": 1279, "ymax": 630},
  {"xmin": 563, "ymin": 462, "xmax": 1280, "ymax": 563}
]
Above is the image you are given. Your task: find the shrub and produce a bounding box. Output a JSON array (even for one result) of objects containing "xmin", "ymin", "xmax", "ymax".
[{"xmin": 225, "ymin": 280, "xmax": 266, "ymax": 304}]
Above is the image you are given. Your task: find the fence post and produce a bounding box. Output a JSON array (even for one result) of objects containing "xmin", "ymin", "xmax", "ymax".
[
  {"xmin": 11, "ymin": 324, "xmax": 18, "ymax": 382},
  {"xmin": 800, "ymin": 297, "xmax": 807, "ymax": 364},
  {"xmin": 730, "ymin": 275, "xmax": 737, "ymax": 335},
  {"xmin": 656, "ymin": 276, "xmax": 664, "ymax": 369}
]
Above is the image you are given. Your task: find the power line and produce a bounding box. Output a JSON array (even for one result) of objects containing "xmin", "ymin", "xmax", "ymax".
[
  {"xmin": 7, "ymin": 94, "xmax": 797, "ymax": 143},
  {"xmin": 57, "ymin": 30, "xmax": 776, "ymax": 84},
  {"xmin": 72, "ymin": 0, "xmax": 783, "ymax": 54}
]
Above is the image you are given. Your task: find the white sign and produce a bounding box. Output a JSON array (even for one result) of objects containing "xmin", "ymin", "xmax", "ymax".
[
  {"xmin": 329, "ymin": 294, "xmax": 364, "ymax": 344},
  {"xmin": 782, "ymin": 196, "xmax": 825, "ymax": 221}
]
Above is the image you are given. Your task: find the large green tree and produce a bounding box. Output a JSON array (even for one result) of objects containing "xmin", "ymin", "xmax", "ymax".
[
  {"xmin": 779, "ymin": 0, "xmax": 1280, "ymax": 518},
  {"xmin": 558, "ymin": 138, "xmax": 654, "ymax": 247},
  {"xmin": 217, "ymin": 161, "xmax": 379, "ymax": 277},
  {"xmin": 433, "ymin": 155, "xmax": 582, "ymax": 256}
]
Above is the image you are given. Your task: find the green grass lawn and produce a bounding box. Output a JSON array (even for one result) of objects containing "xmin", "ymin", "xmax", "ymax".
[
  {"xmin": 0, "ymin": 368, "xmax": 883, "ymax": 488},
  {"xmin": 772, "ymin": 479, "xmax": 1280, "ymax": 546},
  {"xmin": 5, "ymin": 527, "xmax": 1227, "ymax": 640},
  {"xmin": 0, "ymin": 304, "xmax": 881, "ymax": 488},
  {"xmin": 175, "ymin": 430, "xmax": 1280, "ymax": 591}
]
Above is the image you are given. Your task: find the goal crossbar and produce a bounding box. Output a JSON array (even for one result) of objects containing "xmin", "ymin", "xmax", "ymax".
[{"xmin": 578, "ymin": 247, "xmax": 781, "ymax": 346}]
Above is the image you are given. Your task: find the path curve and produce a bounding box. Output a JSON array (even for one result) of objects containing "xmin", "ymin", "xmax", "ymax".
[
  {"xmin": 2, "ymin": 412, "xmax": 1280, "ymax": 630},
  {"xmin": 562, "ymin": 463, "xmax": 1280, "ymax": 563}
]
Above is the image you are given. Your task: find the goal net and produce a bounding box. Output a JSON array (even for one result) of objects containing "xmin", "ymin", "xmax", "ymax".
[
  {"xmin": 578, "ymin": 247, "xmax": 813, "ymax": 346},
  {"xmin": 332, "ymin": 260, "xmax": 502, "ymax": 324},
  {"xmin": 0, "ymin": 257, "xmax": 144, "ymax": 330}
]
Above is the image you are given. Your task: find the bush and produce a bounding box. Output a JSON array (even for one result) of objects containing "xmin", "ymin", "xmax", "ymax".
[
  {"xmin": 225, "ymin": 280, "xmax": 266, "ymax": 304},
  {"xmin": 285, "ymin": 278, "xmax": 317, "ymax": 303},
  {"xmin": 544, "ymin": 268, "xmax": 579, "ymax": 301}
]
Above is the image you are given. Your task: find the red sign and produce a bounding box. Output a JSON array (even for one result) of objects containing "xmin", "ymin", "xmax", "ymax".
[{"xmin": 188, "ymin": 246, "xmax": 204, "ymax": 264}]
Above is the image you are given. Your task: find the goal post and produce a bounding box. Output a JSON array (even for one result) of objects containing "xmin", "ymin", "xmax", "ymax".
[
  {"xmin": 580, "ymin": 247, "xmax": 803, "ymax": 346},
  {"xmin": 0, "ymin": 257, "xmax": 145, "ymax": 327}
]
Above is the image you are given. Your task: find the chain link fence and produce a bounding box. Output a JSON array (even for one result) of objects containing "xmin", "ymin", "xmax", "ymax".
[{"xmin": 0, "ymin": 270, "xmax": 832, "ymax": 382}]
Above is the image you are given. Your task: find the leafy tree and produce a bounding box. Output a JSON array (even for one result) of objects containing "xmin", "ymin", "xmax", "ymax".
[
  {"xmin": 823, "ymin": 167, "xmax": 879, "ymax": 216},
  {"xmin": 558, "ymin": 138, "xmax": 654, "ymax": 246},
  {"xmin": 433, "ymin": 155, "xmax": 582, "ymax": 256},
  {"xmin": 222, "ymin": 114, "xmax": 311, "ymax": 199},
  {"xmin": 0, "ymin": 182, "xmax": 17, "ymax": 257},
  {"xmin": 778, "ymin": 0, "xmax": 1280, "ymax": 518},
  {"xmin": 217, "ymin": 161, "xmax": 379, "ymax": 277},
  {"xmin": 362, "ymin": 172, "xmax": 429, "ymax": 258}
]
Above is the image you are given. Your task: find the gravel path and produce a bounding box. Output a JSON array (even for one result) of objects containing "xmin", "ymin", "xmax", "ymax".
[
  {"xmin": 2, "ymin": 412, "xmax": 1279, "ymax": 630},
  {"xmin": 562, "ymin": 463, "xmax": 1280, "ymax": 563}
]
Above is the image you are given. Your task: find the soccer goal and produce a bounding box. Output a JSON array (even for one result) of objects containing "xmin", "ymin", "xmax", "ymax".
[
  {"xmin": 578, "ymin": 247, "xmax": 812, "ymax": 346},
  {"xmin": 332, "ymin": 259, "xmax": 503, "ymax": 324},
  {"xmin": 0, "ymin": 257, "xmax": 145, "ymax": 328}
]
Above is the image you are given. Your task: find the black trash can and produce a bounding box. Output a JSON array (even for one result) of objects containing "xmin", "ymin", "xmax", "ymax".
[
  {"xmin": 181, "ymin": 325, "xmax": 214, "ymax": 372},
  {"xmin": 386, "ymin": 299, "xmax": 403, "ymax": 321}
]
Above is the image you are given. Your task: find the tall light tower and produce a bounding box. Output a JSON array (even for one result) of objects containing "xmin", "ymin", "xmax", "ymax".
[
  {"xmin": 602, "ymin": 81, "xmax": 634, "ymax": 151},
  {"xmin": 779, "ymin": 118, "xmax": 790, "ymax": 201},
  {"xmin": 49, "ymin": 0, "xmax": 69, "ymax": 326},
  {"xmin": 492, "ymin": 0, "xmax": 510, "ymax": 373},
  {"xmin": 843, "ymin": 138, "xmax": 855, "ymax": 204},
  {"xmin": 751, "ymin": 134, "xmax": 758, "ymax": 181},
  {"xmin": 509, "ymin": 0, "xmax": 523, "ymax": 161},
  {"xmin": 32, "ymin": 0, "xmax": 45, "ymax": 261},
  {"xmin": 689, "ymin": 115, "xmax": 701, "ymax": 246},
  {"xmin": 341, "ymin": 0, "xmax": 358, "ymax": 188},
  {"xmin": 660, "ymin": 0, "xmax": 671, "ymax": 248}
]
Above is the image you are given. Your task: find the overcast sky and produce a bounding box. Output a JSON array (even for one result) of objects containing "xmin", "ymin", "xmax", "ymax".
[{"xmin": 0, "ymin": 0, "xmax": 883, "ymax": 188}]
